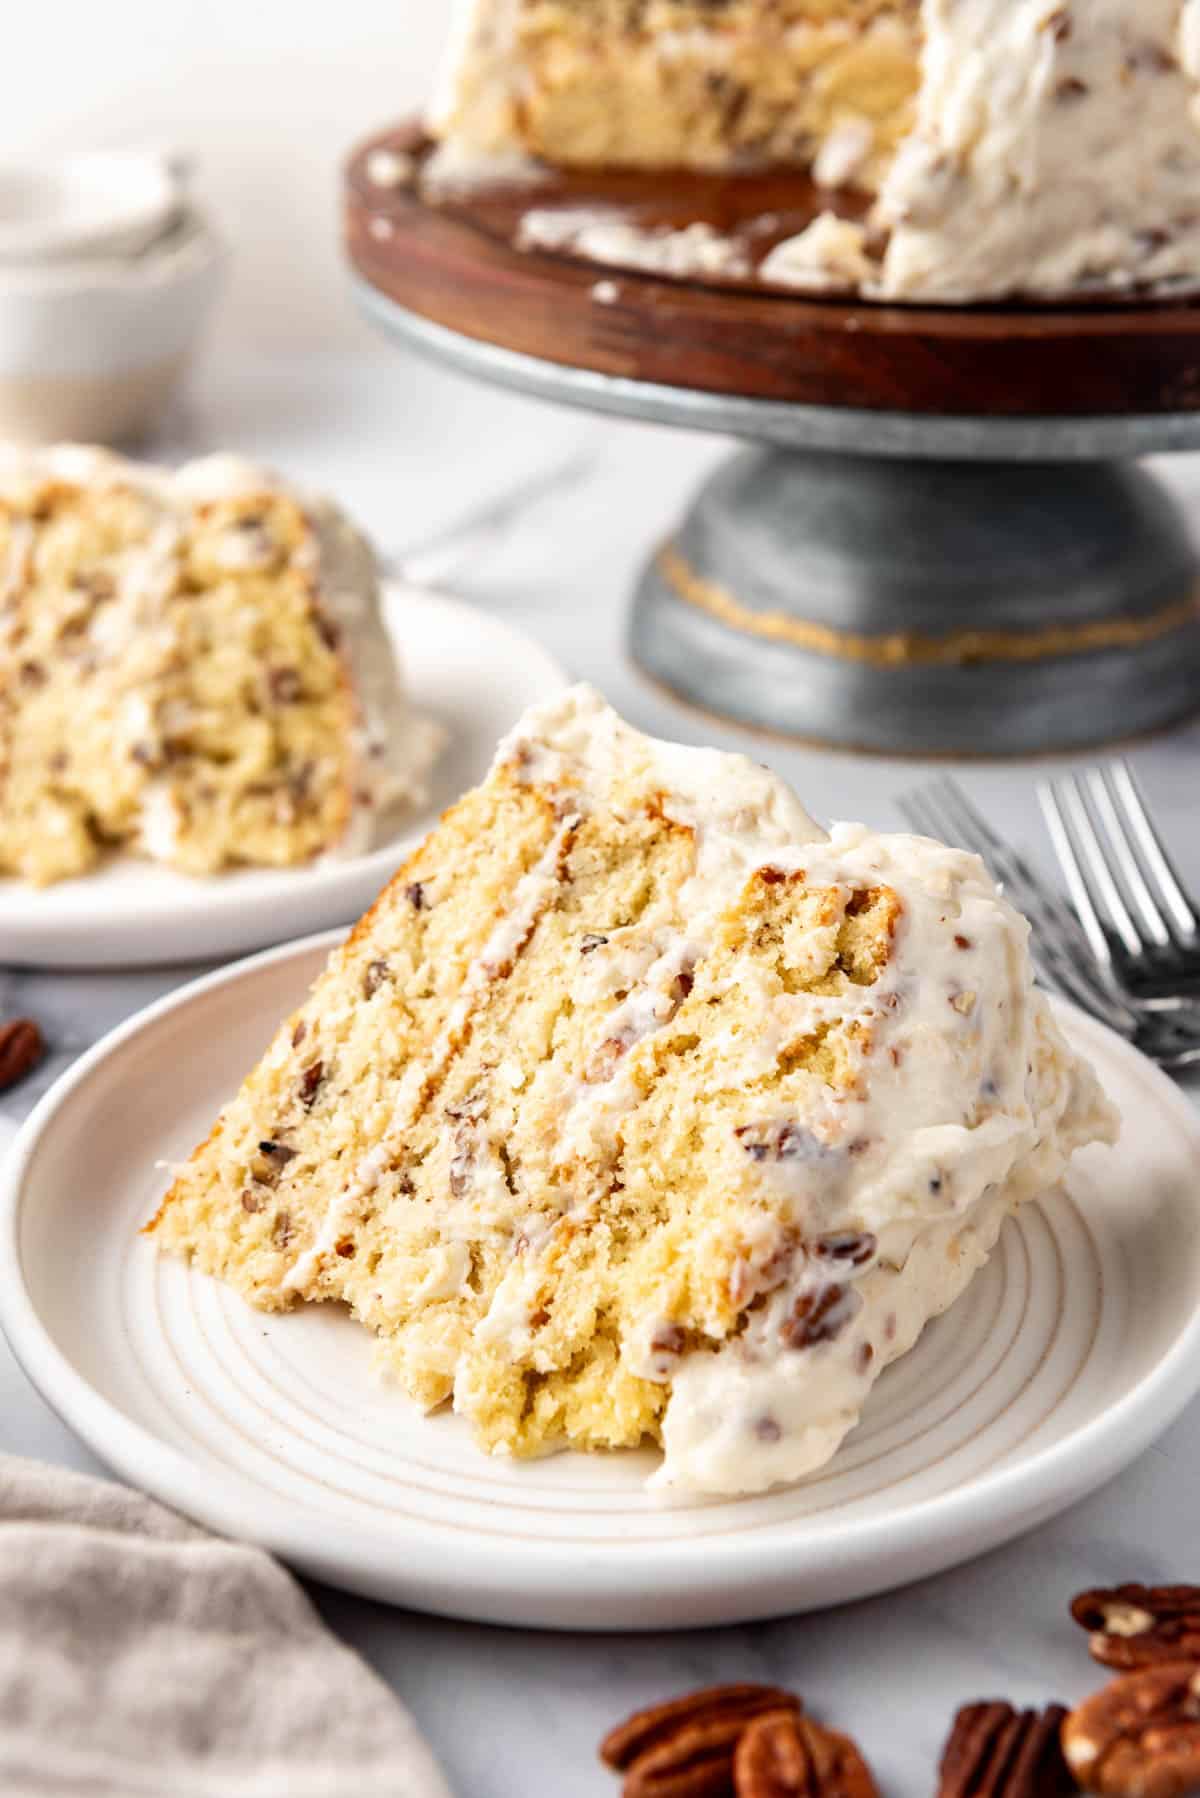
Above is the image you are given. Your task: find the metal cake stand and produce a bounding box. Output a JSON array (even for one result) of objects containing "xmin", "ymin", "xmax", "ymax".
[{"xmin": 346, "ymin": 128, "xmax": 1200, "ymax": 756}]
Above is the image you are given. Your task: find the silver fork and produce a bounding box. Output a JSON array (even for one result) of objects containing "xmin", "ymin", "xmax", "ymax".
[
  {"xmin": 1038, "ymin": 763, "xmax": 1200, "ymax": 996},
  {"xmin": 899, "ymin": 778, "xmax": 1200, "ymax": 1074},
  {"xmin": 905, "ymin": 775, "xmax": 1200, "ymax": 1020}
]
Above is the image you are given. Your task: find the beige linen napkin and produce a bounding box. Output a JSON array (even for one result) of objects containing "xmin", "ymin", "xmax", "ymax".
[{"xmin": 0, "ymin": 1454, "xmax": 453, "ymax": 1797}]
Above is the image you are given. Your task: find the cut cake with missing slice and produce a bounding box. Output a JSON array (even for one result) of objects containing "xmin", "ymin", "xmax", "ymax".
[
  {"xmin": 148, "ymin": 687, "xmax": 1116, "ymax": 1496},
  {"xmin": 427, "ymin": 2, "xmax": 1200, "ymax": 304}
]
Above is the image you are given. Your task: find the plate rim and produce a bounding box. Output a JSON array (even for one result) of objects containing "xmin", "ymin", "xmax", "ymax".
[
  {"xmin": 0, "ymin": 582, "xmax": 569, "ymax": 968},
  {"xmin": 4, "ymin": 933, "xmax": 1200, "ymax": 1624}
]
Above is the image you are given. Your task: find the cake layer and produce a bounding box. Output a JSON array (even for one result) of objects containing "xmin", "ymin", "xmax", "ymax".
[
  {"xmin": 0, "ymin": 447, "xmax": 438, "ymax": 884},
  {"xmin": 433, "ymin": 1, "xmax": 920, "ymax": 188},
  {"xmin": 149, "ymin": 771, "xmax": 559, "ymax": 1303},
  {"xmin": 150, "ymin": 689, "xmax": 1117, "ymax": 1496},
  {"xmin": 429, "ymin": 0, "xmax": 1200, "ymax": 302}
]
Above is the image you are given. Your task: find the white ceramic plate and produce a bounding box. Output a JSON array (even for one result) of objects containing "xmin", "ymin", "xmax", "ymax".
[
  {"xmin": 3, "ymin": 941, "xmax": 1200, "ymax": 1631},
  {"xmin": 0, "ymin": 585, "xmax": 566, "ymax": 968}
]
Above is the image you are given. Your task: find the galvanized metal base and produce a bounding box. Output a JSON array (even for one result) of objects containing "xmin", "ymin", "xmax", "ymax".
[
  {"xmin": 349, "ymin": 282, "xmax": 1200, "ymax": 755},
  {"xmin": 631, "ymin": 448, "xmax": 1200, "ymax": 756}
]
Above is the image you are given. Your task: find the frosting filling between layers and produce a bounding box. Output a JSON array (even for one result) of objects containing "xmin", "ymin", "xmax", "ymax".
[{"xmin": 259, "ymin": 688, "xmax": 1116, "ymax": 1495}]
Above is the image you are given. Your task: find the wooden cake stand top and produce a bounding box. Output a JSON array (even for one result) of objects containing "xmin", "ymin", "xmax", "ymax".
[{"xmin": 346, "ymin": 123, "xmax": 1200, "ymax": 423}]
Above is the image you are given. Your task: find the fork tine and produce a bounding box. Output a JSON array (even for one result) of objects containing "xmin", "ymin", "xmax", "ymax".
[
  {"xmin": 1050, "ymin": 774, "xmax": 1145, "ymax": 961},
  {"xmin": 899, "ymin": 785, "xmax": 964, "ymax": 849},
  {"xmin": 927, "ymin": 777, "xmax": 1029, "ymax": 875},
  {"xmin": 935, "ymin": 778, "xmax": 1098, "ymax": 954},
  {"xmin": 1162, "ymin": 1037, "xmax": 1200, "ymax": 1074},
  {"xmin": 896, "ymin": 791, "xmax": 943, "ymax": 841},
  {"xmin": 932, "ymin": 778, "xmax": 1056, "ymax": 904},
  {"xmin": 1088, "ymin": 767, "xmax": 1172, "ymax": 949},
  {"xmin": 927, "ymin": 778, "xmax": 1003, "ymax": 851},
  {"xmin": 1038, "ymin": 781, "xmax": 1116, "ymax": 970},
  {"xmin": 903, "ymin": 781, "xmax": 1138, "ymax": 1035},
  {"xmin": 1030, "ymin": 948, "xmax": 1135, "ymax": 1034},
  {"xmin": 1110, "ymin": 761, "xmax": 1200, "ymax": 944}
]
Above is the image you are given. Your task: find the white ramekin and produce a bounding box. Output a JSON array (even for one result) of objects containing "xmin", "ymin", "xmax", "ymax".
[
  {"xmin": 0, "ymin": 208, "xmax": 226, "ymax": 446},
  {"xmin": 0, "ymin": 152, "xmax": 181, "ymax": 264}
]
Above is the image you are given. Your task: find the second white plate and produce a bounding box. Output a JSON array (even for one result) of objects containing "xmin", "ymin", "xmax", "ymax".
[
  {"xmin": 3, "ymin": 934, "xmax": 1200, "ymax": 1629},
  {"xmin": 0, "ymin": 583, "xmax": 567, "ymax": 967}
]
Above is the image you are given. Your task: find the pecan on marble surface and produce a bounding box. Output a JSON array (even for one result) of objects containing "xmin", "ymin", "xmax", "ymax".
[
  {"xmin": 938, "ymin": 1700, "xmax": 1074, "ymax": 1798},
  {"xmin": 0, "ymin": 1017, "xmax": 44, "ymax": 1091},
  {"xmin": 1070, "ymin": 1585, "xmax": 1200, "ymax": 1671},
  {"xmin": 600, "ymin": 1684, "xmax": 802, "ymax": 1797},
  {"xmin": 1063, "ymin": 1663, "xmax": 1200, "ymax": 1798},
  {"xmin": 734, "ymin": 1709, "xmax": 879, "ymax": 1798}
]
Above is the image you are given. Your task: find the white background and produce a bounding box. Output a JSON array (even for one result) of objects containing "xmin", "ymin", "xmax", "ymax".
[{"xmin": 1, "ymin": 2, "xmax": 446, "ymax": 350}]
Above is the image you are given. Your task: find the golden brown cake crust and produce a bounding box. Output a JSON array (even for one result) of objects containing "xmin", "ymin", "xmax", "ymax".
[{"xmin": 149, "ymin": 688, "xmax": 1115, "ymax": 1494}]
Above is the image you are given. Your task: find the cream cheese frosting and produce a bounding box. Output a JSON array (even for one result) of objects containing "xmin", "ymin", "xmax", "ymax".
[
  {"xmin": 768, "ymin": 0, "xmax": 1200, "ymax": 299},
  {"xmin": 493, "ymin": 691, "xmax": 1118, "ymax": 1494},
  {"xmin": 150, "ymin": 686, "xmax": 1117, "ymax": 1496},
  {"xmin": 868, "ymin": 0, "xmax": 1200, "ymax": 301},
  {"xmin": 430, "ymin": 0, "xmax": 1200, "ymax": 302},
  {"xmin": 278, "ymin": 687, "xmax": 1115, "ymax": 1493}
]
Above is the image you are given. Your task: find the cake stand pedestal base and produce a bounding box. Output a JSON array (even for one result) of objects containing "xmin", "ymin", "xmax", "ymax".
[
  {"xmin": 632, "ymin": 448, "xmax": 1200, "ymax": 756},
  {"xmin": 345, "ymin": 121, "xmax": 1200, "ymax": 755}
]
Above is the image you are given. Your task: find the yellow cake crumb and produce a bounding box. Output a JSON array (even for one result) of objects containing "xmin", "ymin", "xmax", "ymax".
[
  {"xmin": 149, "ymin": 687, "xmax": 1115, "ymax": 1495},
  {"xmin": 0, "ymin": 446, "xmax": 431, "ymax": 885}
]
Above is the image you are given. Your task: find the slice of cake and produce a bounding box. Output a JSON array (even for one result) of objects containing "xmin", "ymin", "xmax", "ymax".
[
  {"xmin": 149, "ymin": 688, "xmax": 1116, "ymax": 1496},
  {"xmin": 432, "ymin": 0, "xmax": 922, "ymax": 190},
  {"xmin": 426, "ymin": 1, "xmax": 1200, "ymax": 302},
  {"xmin": 0, "ymin": 445, "xmax": 440, "ymax": 885}
]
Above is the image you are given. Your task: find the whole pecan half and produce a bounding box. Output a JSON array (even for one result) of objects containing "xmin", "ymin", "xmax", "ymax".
[
  {"xmin": 600, "ymin": 1684, "xmax": 802, "ymax": 1798},
  {"xmin": 1063, "ymin": 1662, "xmax": 1200, "ymax": 1798},
  {"xmin": 734, "ymin": 1710, "xmax": 879, "ymax": 1798},
  {"xmin": 1070, "ymin": 1585, "xmax": 1200, "ymax": 1671},
  {"xmin": 734, "ymin": 1711, "xmax": 809, "ymax": 1796},
  {"xmin": 938, "ymin": 1701, "xmax": 1074, "ymax": 1798},
  {"xmin": 0, "ymin": 1017, "xmax": 44, "ymax": 1091}
]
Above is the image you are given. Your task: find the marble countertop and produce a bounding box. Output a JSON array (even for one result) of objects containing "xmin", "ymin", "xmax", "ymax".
[{"xmin": 2, "ymin": 348, "xmax": 1199, "ymax": 1797}]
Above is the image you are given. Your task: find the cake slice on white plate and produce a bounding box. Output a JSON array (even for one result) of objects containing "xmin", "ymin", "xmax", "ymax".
[
  {"xmin": 149, "ymin": 688, "xmax": 1117, "ymax": 1496},
  {"xmin": 0, "ymin": 445, "xmax": 441, "ymax": 885}
]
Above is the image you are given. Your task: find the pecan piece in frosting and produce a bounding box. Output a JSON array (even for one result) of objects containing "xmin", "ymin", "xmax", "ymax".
[
  {"xmin": 814, "ymin": 1232, "xmax": 876, "ymax": 1269},
  {"xmin": 735, "ymin": 1710, "xmax": 879, "ymax": 1798},
  {"xmin": 735, "ymin": 1122, "xmax": 837, "ymax": 1166},
  {"xmin": 250, "ymin": 1139, "xmax": 297, "ymax": 1188},
  {"xmin": 1063, "ymin": 1664, "xmax": 1200, "ymax": 1798},
  {"xmin": 267, "ymin": 666, "xmax": 302, "ymax": 704},
  {"xmin": 362, "ymin": 958, "xmax": 390, "ymax": 999},
  {"xmin": 585, "ymin": 1029, "xmax": 638, "ymax": 1086},
  {"xmin": 1070, "ymin": 1585, "xmax": 1200, "ymax": 1671},
  {"xmin": 780, "ymin": 1285, "xmax": 861, "ymax": 1352},
  {"xmin": 938, "ymin": 1701, "xmax": 1073, "ymax": 1798},
  {"xmin": 600, "ymin": 1683, "xmax": 802, "ymax": 1797},
  {"xmin": 296, "ymin": 1060, "xmax": 324, "ymax": 1109}
]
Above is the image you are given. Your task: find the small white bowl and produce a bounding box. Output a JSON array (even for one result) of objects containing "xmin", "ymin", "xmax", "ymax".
[
  {"xmin": 0, "ymin": 152, "xmax": 179, "ymax": 265},
  {"xmin": 0, "ymin": 207, "xmax": 226, "ymax": 445}
]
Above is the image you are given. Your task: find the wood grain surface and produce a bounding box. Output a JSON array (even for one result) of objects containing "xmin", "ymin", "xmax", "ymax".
[{"xmin": 345, "ymin": 124, "xmax": 1200, "ymax": 418}]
